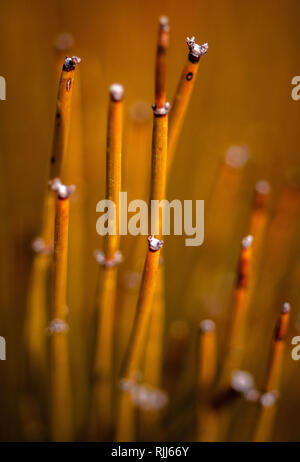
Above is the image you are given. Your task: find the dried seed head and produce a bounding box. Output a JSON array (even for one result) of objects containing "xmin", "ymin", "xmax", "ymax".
[
  {"xmin": 186, "ymin": 36, "xmax": 208, "ymax": 62},
  {"xmin": 49, "ymin": 178, "xmax": 75, "ymax": 199},
  {"xmin": 199, "ymin": 319, "xmax": 215, "ymax": 333},
  {"xmin": 110, "ymin": 83, "xmax": 124, "ymax": 102},
  {"xmin": 63, "ymin": 56, "xmax": 81, "ymax": 71},
  {"xmin": 231, "ymin": 370, "xmax": 254, "ymax": 393},
  {"xmin": 242, "ymin": 235, "xmax": 253, "ymax": 249},
  {"xmin": 159, "ymin": 16, "xmax": 169, "ymax": 31},
  {"xmin": 148, "ymin": 235, "xmax": 164, "ymax": 252},
  {"xmin": 260, "ymin": 391, "xmax": 279, "ymax": 407},
  {"xmin": 282, "ymin": 302, "xmax": 291, "ymax": 313}
]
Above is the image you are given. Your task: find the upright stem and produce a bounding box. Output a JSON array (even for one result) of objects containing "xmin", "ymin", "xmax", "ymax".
[
  {"xmin": 50, "ymin": 56, "xmax": 81, "ymax": 180},
  {"xmin": 197, "ymin": 320, "xmax": 218, "ymax": 441},
  {"xmin": 50, "ymin": 184, "xmax": 74, "ymax": 441},
  {"xmin": 168, "ymin": 37, "xmax": 208, "ymax": 170},
  {"xmin": 92, "ymin": 84, "xmax": 124, "ymax": 439},
  {"xmin": 253, "ymin": 303, "xmax": 291, "ymax": 442},
  {"xmin": 222, "ymin": 235, "xmax": 254, "ymax": 382}
]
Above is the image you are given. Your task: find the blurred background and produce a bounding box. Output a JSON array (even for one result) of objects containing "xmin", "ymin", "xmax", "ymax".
[{"xmin": 0, "ymin": 0, "xmax": 300, "ymax": 441}]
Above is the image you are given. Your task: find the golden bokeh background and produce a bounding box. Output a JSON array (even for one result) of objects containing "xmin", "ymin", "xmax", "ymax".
[{"xmin": 0, "ymin": 0, "xmax": 300, "ymax": 441}]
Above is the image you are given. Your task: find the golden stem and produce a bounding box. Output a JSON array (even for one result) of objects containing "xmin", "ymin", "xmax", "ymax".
[
  {"xmin": 92, "ymin": 84, "xmax": 124, "ymax": 439},
  {"xmin": 168, "ymin": 37, "xmax": 208, "ymax": 170},
  {"xmin": 50, "ymin": 193, "xmax": 72, "ymax": 441},
  {"xmin": 253, "ymin": 303, "xmax": 291, "ymax": 442}
]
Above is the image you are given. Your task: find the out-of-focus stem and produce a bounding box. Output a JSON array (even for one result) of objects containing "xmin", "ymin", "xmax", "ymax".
[{"xmin": 253, "ymin": 303, "xmax": 291, "ymax": 442}]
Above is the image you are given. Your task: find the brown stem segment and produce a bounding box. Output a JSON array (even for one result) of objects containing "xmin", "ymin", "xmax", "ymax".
[
  {"xmin": 155, "ymin": 16, "xmax": 169, "ymax": 109},
  {"xmin": 224, "ymin": 235, "xmax": 254, "ymax": 377},
  {"xmin": 50, "ymin": 56, "xmax": 81, "ymax": 180},
  {"xmin": 253, "ymin": 303, "xmax": 291, "ymax": 442},
  {"xmin": 92, "ymin": 84, "xmax": 124, "ymax": 440},
  {"xmin": 168, "ymin": 37, "xmax": 208, "ymax": 170},
  {"xmin": 50, "ymin": 192, "xmax": 72, "ymax": 441},
  {"xmin": 104, "ymin": 84, "xmax": 123, "ymax": 261},
  {"xmin": 266, "ymin": 302, "xmax": 291, "ymax": 392}
]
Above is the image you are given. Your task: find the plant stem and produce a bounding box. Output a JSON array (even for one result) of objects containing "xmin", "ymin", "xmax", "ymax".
[
  {"xmin": 253, "ymin": 303, "xmax": 291, "ymax": 442},
  {"xmin": 50, "ymin": 184, "xmax": 73, "ymax": 441},
  {"xmin": 92, "ymin": 84, "xmax": 124, "ymax": 439},
  {"xmin": 222, "ymin": 235, "xmax": 254, "ymax": 381},
  {"xmin": 196, "ymin": 320, "xmax": 218, "ymax": 441},
  {"xmin": 168, "ymin": 37, "xmax": 208, "ymax": 170}
]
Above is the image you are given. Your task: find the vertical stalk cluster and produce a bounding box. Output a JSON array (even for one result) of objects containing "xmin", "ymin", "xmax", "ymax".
[
  {"xmin": 25, "ymin": 56, "xmax": 80, "ymax": 412},
  {"xmin": 116, "ymin": 17, "xmax": 170, "ymax": 440}
]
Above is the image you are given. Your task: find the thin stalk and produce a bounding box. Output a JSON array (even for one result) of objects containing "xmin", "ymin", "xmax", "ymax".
[
  {"xmin": 196, "ymin": 320, "xmax": 218, "ymax": 442},
  {"xmin": 222, "ymin": 235, "xmax": 254, "ymax": 382},
  {"xmin": 139, "ymin": 268, "xmax": 165, "ymax": 440},
  {"xmin": 92, "ymin": 84, "xmax": 124, "ymax": 439},
  {"xmin": 253, "ymin": 303, "xmax": 291, "ymax": 442},
  {"xmin": 49, "ymin": 182, "xmax": 74, "ymax": 441},
  {"xmin": 213, "ymin": 235, "xmax": 254, "ymax": 441},
  {"xmin": 168, "ymin": 37, "xmax": 208, "ymax": 170}
]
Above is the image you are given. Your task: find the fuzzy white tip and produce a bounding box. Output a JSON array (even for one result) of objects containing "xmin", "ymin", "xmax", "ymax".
[
  {"xmin": 199, "ymin": 319, "xmax": 215, "ymax": 332},
  {"xmin": 242, "ymin": 235, "xmax": 253, "ymax": 249},
  {"xmin": 110, "ymin": 83, "xmax": 124, "ymax": 101},
  {"xmin": 50, "ymin": 178, "xmax": 75, "ymax": 199},
  {"xmin": 282, "ymin": 302, "xmax": 291, "ymax": 313},
  {"xmin": 159, "ymin": 16, "xmax": 169, "ymax": 29},
  {"xmin": 186, "ymin": 36, "xmax": 208, "ymax": 58},
  {"xmin": 231, "ymin": 370, "xmax": 254, "ymax": 393},
  {"xmin": 256, "ymin": 180, "xmax": 270, "ymax": 195},
  {"xmin": 225, "ymin": 145, "xmax": 250, "ymax": 168},
  {"xmin": 148, "ymin": 235, "xmax": 164, "ymax": 252},
  {"xmin": 260, "ymin": 391, "xmax": 278, "ymax": 407}
]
